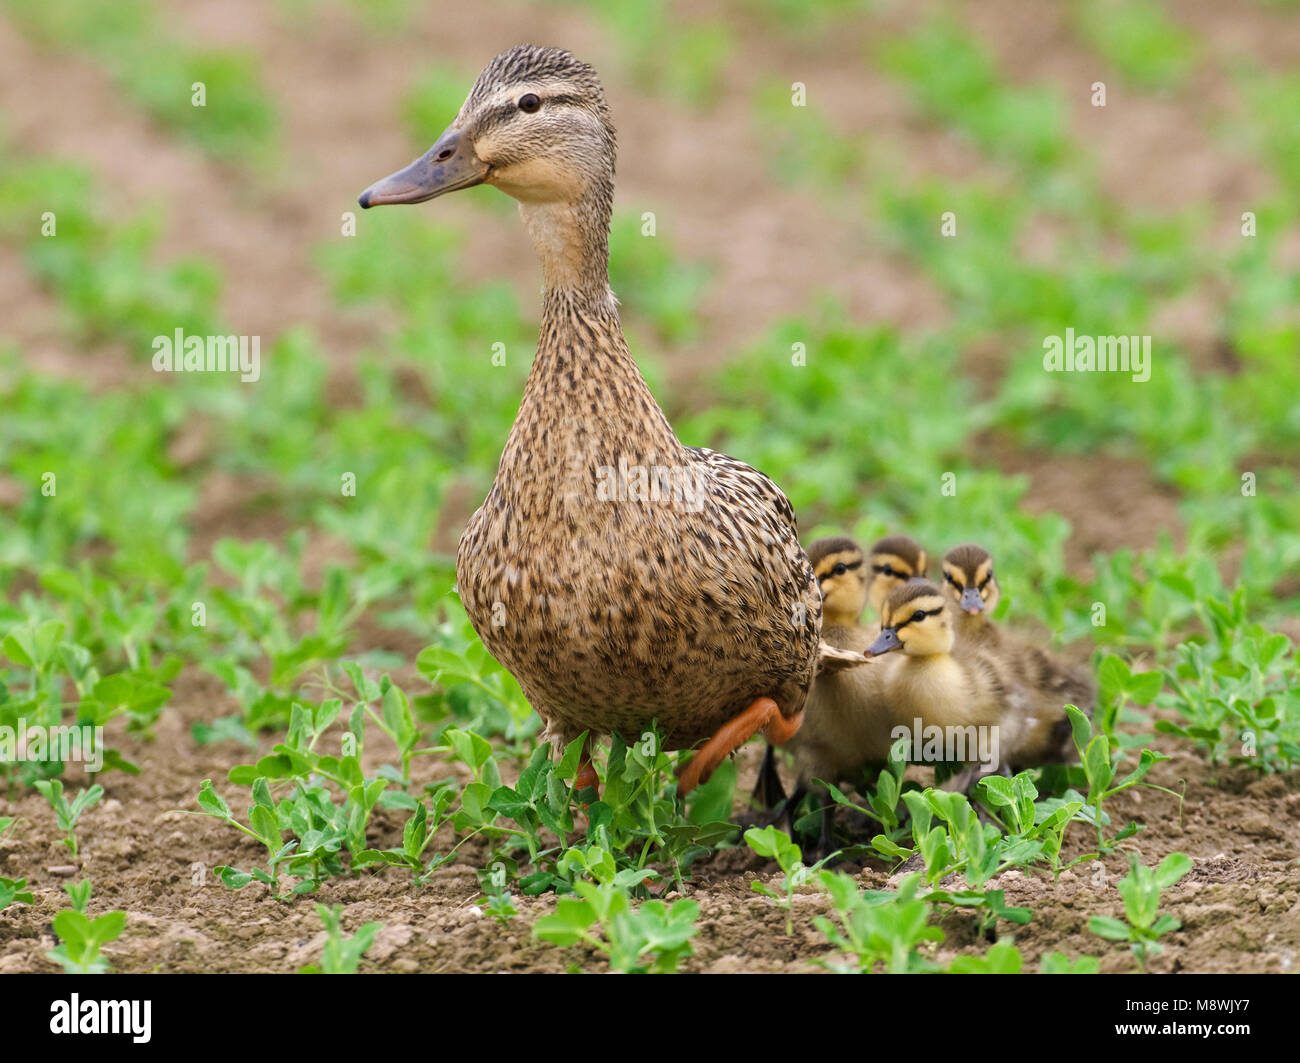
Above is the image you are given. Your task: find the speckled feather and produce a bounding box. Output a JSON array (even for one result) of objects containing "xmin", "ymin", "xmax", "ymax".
[{"xmin": 456, "ymin": 287, "xmax": 821, "ymax": 752}]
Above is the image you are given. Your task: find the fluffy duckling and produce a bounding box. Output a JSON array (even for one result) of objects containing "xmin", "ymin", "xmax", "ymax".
[
  {"xmin": 867, "ymin": 535, "xmax": 929, "ymax": 619},
  {"xmin": 941, "ymin": 543, "xmax": 1096, "ymax": 768},
  {"xmin": 940, "ymin": 542, "xmax": 1001, "ymax": 646},
  {"xmin": 867, "ymin": 580, "xmax": 1013, "ymax": 786},
  {"xmin": 758, "ymin": 537, "xmax": 897, "ymax": 854}
]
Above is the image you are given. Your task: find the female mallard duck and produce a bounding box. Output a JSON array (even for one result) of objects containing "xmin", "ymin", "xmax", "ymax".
[
  {"xmin": 866, "ymin": 535, "xmax": 929, "ymax": 618},
  {"xmin": 941, "ymin": 543, "xmax": 1095, "ymax": 767},
  {"xmin": 758, "ymin": 537, "xmax": 897, "ymax": 855},
  {"xmin": 360, "ymin": 45, "xmax": 834, "ymax": 795}
]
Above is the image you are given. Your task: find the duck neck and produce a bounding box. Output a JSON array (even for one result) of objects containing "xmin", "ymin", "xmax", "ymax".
[
  {"xmin": 496, "ymin": 190, "xmax": 682, "ymax": 502},
  {"xmin": 518, "ymin": 185, "xmax": 612, "ymax": 304}
]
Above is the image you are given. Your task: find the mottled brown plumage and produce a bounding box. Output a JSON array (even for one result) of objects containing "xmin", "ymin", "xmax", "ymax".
[{"xmin": 361, "ymin": 46, "xmax": 823, "ymax": 789}]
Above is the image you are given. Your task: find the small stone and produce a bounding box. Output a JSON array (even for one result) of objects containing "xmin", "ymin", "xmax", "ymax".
[
  {"xmin": 47, "ymin": 865, "xmax": 79, "ymax": 877},
  {"xmin": 1238, "ymin": 812, "xmax": 1280, "ymax": 839}
]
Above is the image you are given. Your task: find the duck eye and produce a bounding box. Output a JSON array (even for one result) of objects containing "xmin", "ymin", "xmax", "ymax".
[
  {"xmin": 518, "ymin": 93, "xmax": 542, "ymax": 113},
  {"xmin": 910, "ymin": 610, "xmax": 926, "ymax": 623},
  {"xmin": 832, "ymin": 563, "xmax": 847, "ymax": 576}
]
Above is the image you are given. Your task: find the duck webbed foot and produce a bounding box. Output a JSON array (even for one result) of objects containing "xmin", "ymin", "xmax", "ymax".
[
  {"xmin": 677, "ymin": 696, "xmax": 802, "ymax": 796},
  {"xmin": 574, "ymin": 735, "xmax": 600, "ymax": 800}
]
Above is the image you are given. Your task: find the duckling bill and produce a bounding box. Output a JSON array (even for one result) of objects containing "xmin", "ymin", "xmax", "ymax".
[{"xmin": 359, "ymin": 45, "xmax": 833, "ymax": 797}]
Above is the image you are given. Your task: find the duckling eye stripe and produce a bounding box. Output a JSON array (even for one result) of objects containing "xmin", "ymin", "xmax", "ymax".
[
  {"xmin": 892, "ymin": 606, "xmax": 943, "ymax": 631},
  {"xmin": 817, "ymin": 559, "xmax": 862, "ymax": 583},
  {"xmin": 978, "ymin": 574, "xmax": 992, "ymax": 589}
]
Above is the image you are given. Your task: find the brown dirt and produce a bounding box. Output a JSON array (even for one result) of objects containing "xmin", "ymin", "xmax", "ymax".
[{"xmin": 2, "ymin": 685, "xmax": 1296, "ymax": 974}]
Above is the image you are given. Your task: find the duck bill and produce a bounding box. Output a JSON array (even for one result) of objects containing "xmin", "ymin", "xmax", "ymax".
[
  {"xmin": 358, "ymin": 127, "xmax": 488, "ymax": 208},
  {"xmin": 960, "ymin": 588, "xmax": 984, "ymax": 614},
  {"xmin": 866, "ymin": 628, "xmax": 902, "ymax": 656}
]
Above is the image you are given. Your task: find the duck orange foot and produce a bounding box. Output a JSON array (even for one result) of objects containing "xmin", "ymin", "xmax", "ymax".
[
  {"xmin": 676, "ymin": 696, "xmax": 802, "ymax": 797},
  {"xmin": 574, "ymin": 737, "xmax": 600, "ymax": 800}
]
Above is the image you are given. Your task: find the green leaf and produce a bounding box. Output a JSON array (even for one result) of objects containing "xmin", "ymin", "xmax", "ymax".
[
  {"xmin": 1088, "ymin": 915, "xmax": 1131, "ymax": 941},
  {"xmin": 250, "ymin": 804, "xmax": 282, "ymax": 849},
  {"xmin": 197, "ymin": 780, "xmax": 232, "ymax": 819},
  {"xmin": 1065, "ymin": 704, "xmax": 1093, "ymax": 756},
  {"xmin": 1083, "ymin": 734, "xmax": 1113, "ymax": 793},
  {"xmin": 1097, "ymin": 656, "xmax": 1131, "ymax": 705},
  {"xmin": 53, "ymin": 910, "xmax": 93, "ymax": 943},
  {"xmin": 1127, "ymin": 670, "xmax": 1164, "ymax": 704},
  {"xmin": 1154, "ymin": 852, "xmax": 1193, "ymax": 890},
  {"xmin": 88, "ymin": 911, "xmax": 126, "ymax": 946},
  {"xmin": 534, "ymin": 898, "xmax": 596, "ymax": 946}
]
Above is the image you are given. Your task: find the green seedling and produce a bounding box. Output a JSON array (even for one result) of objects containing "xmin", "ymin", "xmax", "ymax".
[
  {"xmin": 1159, "ymin": 599, "xmax": 1299, "ymax": 772},
  {"xmin": 814, "ymin": 871, "xmax": 945, "ymax": 974},
  {"xmin": 1076, "ymin": 0, "xmax": 1196, "ymax": 90},
  {"xmin": 946, "ymin": 941, "xmax": 1024, "ymax": 974},
  {"xmin": 46, "ymin": 903, "xmax": 126, "ymax": 974},
  {"xmin": 455, "ymin": 728, "xmax": 737, "ymax": 899},
  {"xmin": 534, "ymin": 877, "xmax": 699, "ymax": 974},
  {"xmin": 1067, "ymin": 706, "xmax": 1180, "ymax": 851},
  {"xmin": 195, "ymin": 778, "xmax": 303, "ymax": 899},
  {"xmin": 1040, "ymin": 951, "xmax": 1101, "ymax": 974},
  {"xmin": 299, "ymin": 904, "xmax": 383, "ymax": 974},
  {"xmin": 745, "ymin": 825, "xmax": 833, "ymax": 935},
  {"xmin": 816, "ymin": 736, "xmax": 913, "ymax": 851},
  {"xmin": 0, "ymin": 817, "xmax": 24, "ymax": 909},
  {"xmin": 34, "ymin": 779, "xmax": 103, "ymax": 858},
  {"xmin": 198, "ymin": 692, "xmax": 433, "ymax": 894},
  {"xmin": 977, "ymin": 772, "xmax": 1087, "ymax": 876},
  {"xmin": 481, "ymin": 890, "xmax": 519, "ymax": 926},
  {"xmin": 869, "ymin": 787, "xmax": 1037, "ymax": 933},
  {"xmin": 1089, "ymin": 851, "xmax": 1192, "ymax": 971},
  {"xmin": 64, "ymin": 879, "xmax": 93, "ymax": 913},
  {"xmin": 0, "ymin": 874, "xmax": 34, "ymax": 912}
]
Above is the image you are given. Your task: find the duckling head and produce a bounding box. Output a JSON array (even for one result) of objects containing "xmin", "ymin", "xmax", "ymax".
[
  {"xmin": 866, "ymin": 535, "xmax": 929, "ymax": 617},
  {"xmin": 807, "ymin": 536, "xmax": 868, "ymax": 626},
  {"xmin": 868, "ymin": 579, "xmax": 953, "ymax": 658},
  {"xmin": 359, "ymin": 45, "xmax": 616, "ymax": 292},
  {"xmin": 941, "ymin": 543, "xmax": 1000, "ymax": 618}
]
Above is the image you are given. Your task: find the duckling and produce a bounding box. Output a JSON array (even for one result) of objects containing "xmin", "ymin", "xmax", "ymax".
[
  {"xmin": 756, "ymin": 537, "xmax": 897, "ymax": 854},
  {"xmin": 940, "ymin": 543, "xmax": 1000, "ymax": 646},
  {"xmin": 867, "ymin": 535, "xmax": 929, "ymax": 618},
  {"xmin": 360, "ymin": 45, "xmax": 838, "ymax": 797},
  {"xmin": 866, "ymin": 580, "xmax": 1013, "ymax": 787},
  {"xmin": 941, "ymin": 543, "xmax": 1096, "ymax": 768}
]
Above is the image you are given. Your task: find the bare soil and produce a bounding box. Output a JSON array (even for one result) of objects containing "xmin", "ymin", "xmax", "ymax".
[{"xmin": 1, "ymin": 679, "xmax": 1296, "ymax": 974}]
